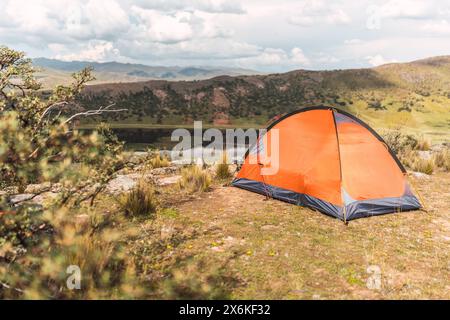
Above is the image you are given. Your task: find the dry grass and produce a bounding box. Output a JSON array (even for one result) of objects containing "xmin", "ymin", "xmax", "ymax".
[
  {"xmin": 416, "ymin": 138, "xmax": 431, "ymax": 151},
  {"xmin": 406, "ymin": 153, "xmax": 435, "ymax": 175},
  {"xmin": 118, "ymin": 180, "xmax": 157, "ymax": 217},
  {"xmin": 178, "ymin": 166, "xmax": 212, "ymax": 193},
  {"xmin": 215, "ymin": 153, "xmax": 232, "ymax": 180},
  {"xmin": 433, "ymin": 149, "xmax": 450, "ymax": 171},
  {"xmin": 149, "ymin": 152, "xmax": 171, "ymax": 169}
]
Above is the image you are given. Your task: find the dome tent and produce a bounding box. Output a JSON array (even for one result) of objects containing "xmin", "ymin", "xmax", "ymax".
[{"xmin": 232, "ymin": 106, "xmax": 421, "ymax": 222}]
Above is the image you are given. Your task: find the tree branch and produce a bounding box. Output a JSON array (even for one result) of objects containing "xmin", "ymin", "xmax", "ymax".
[
  {"xmin": 38, "ymin": 101, "xmax": 69, "ymax": 123},
  {"xmin": 62, "ymin": 103, "xmax": 127, "ymax": 125}
]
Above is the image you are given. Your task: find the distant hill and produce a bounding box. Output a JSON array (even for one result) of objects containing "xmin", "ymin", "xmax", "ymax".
[
  {"xmin": 33, "ymin": 58, "xmax": 259, "ymax": 87},
  {"xmin": 76, "ymin": 56, "xmax": 450, "ymax": 142}
]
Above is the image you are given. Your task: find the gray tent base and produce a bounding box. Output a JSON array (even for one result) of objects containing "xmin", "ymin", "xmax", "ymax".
[{"xmin": 231, "ymin": 178, "xmax": 421, "ymax": 221}]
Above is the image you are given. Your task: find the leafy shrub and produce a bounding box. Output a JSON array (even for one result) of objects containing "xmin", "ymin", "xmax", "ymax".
[
  {"xmin": 0, "ymin": 204, "xmax": 48, "ymax": 260},
  {"xmin": 0, "ymin": 46, "xmax": 141, "ymax": 298},
  {"xmin": 381, "ymin": 131, "xmax": 419, "ymax": 155},
  {"xmin": 0, "ymin": 46, "xmax": 126, "ymax": 205},
  {"xmin": 178, "ymin": 166, "xmax": 211, "ymax": 193},
  {"xmin": 118, "ymin": 180, "xmax": 157, "ymax": 217}
]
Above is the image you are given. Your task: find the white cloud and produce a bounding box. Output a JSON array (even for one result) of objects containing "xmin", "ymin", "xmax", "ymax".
[
  {"xmin": 365, "ymin": 54, "xmax": 397, "ymax": 67},
  {"xmin": 130, "ymin": 7, "xmax": 195, "ymax": 43},
  {"xmin": 290, "ymin": 48, "xmax": 310, "ymax": 65},
  {"xmin": 53, "ymin": 41, "xmax": 125, "ymax": 62},
  {"xmin": 129, "ymin": 7, "xmax": 233, "ymax": 44},
  {"xmin": 233, "ymin": 47, "xmax": 310, "ymax": 70},
  {"xmin": 63, "ymin": 0, "xmax": 130, "ymax": 40}
]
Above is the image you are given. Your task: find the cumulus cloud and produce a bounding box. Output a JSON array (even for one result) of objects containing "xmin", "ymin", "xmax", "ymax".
[
  {"xmin": 0, "ymin": 0, "xmax": 130, "ymax": 45},
  {"xmin": 52, "ymin": 41, "xmax": 126, "ymax": 62},
  {"xmin": 129, "ymin": 6, "xmax": 233, "ymax": 44},
  {"xmin": 365, "ymin": 54, "xmax": 397, "ymax": 67},
  {"xmin": 290, "ymin": 48, "xmax": 310, "ymax": 65}
]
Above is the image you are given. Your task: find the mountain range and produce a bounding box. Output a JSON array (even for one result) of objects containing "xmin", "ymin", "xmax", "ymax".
[{"xmin": 33, "ymin": 57, "xmax": 259, "ymax": 87}]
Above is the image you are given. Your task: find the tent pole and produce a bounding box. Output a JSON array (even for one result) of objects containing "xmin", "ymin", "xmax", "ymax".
[{"xmin": 331, "ymin": 108, "xmax": 347, "ymax": 224}]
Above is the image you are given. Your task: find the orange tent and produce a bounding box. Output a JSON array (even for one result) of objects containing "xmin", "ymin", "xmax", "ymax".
[{"xmin": 232, "ymin": 106, "xmax": 421, "ymax": 222}]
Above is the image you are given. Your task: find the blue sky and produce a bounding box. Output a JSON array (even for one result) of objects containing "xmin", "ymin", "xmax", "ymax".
[{"xmin": 1, "ymin": 0, "xmax": 450, "ymax": 72}]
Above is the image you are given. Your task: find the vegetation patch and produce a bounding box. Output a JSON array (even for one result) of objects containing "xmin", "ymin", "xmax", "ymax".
[
  {"xmin": 178, "ymin": 166, "xmax": 212, "ymax": 193},
  {"xmin": 118, "ymin": 180, "xmax": 157, "ymax": 218}
]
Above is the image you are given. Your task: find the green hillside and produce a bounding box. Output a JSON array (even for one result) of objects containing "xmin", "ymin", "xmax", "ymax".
[{"xmin": 76, "ymin": 56, "xmax": 450, "ymax": 143}]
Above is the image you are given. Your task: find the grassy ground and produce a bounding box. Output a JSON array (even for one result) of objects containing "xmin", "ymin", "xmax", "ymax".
[{"xmin": 144, "ymin": 172, "xmax": 449, "ymax": 299}]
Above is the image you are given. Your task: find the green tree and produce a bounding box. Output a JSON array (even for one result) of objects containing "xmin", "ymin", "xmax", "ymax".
[{"xmin": 0, "ymin": 46, "xmax": 126, "ymax": 203}]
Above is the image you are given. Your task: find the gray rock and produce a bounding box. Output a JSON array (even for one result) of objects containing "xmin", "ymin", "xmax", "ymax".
[
  {"xmin": 10, "ymin": 193, "xmax": 35, "ymax": 205},
  {"xmin": 431, "ymin": 143, "xmax": 450, "ymax": 152},
  {"xmin": 410, "ymin": 171, "xmax": 430, "ymax": 179},
  {"xmin": 105, "ymin": 175, "xmax": 137, "ymax": 194},
  {"xmin": 31, "ymin": 192, "xmax": 59, "ymax": 205},
  {"xmin": 417, "ymin": 150, "xmax": 432, "ymax": 160},
  {"xmin": 156, "ymin": 175, "xmax": 181, "ymax": 186}
]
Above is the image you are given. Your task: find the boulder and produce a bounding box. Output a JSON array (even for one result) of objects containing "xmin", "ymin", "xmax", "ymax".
[
  {"xmin": 31, "ymin": 192, "xmax": 59, "ymax": 205},
  {"xmin": 417, "ymin": 150, "xmax": 432, "ymax": 160},
  {"xmin": 10, "ymin": 193, "xmax": 35, "ymax": 205},
  {"xmin": 156, "ymin": 175, "xmax": 181, "ymax": 186},
  {"xmin": 105, "ymin": 175, "xmax": 137, "ymax": 194}
]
